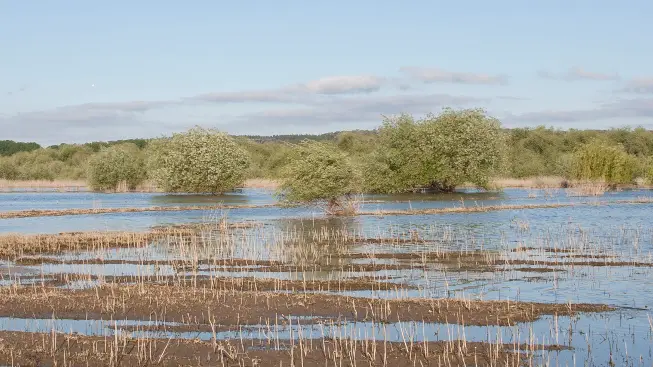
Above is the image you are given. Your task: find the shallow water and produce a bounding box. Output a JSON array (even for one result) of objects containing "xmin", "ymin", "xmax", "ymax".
[
  {"xmin": 2, "ymin": 188, "xmax": 653, "ymax": 365},
  {"xmin": 1, "ymin": 310, "xmax": 650, "ymax": 366}
]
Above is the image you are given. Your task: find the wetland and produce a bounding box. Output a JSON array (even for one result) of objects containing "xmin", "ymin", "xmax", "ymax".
[{"xmin": 1, "ymin": 187, "xmax": 653, "ymax": 366}]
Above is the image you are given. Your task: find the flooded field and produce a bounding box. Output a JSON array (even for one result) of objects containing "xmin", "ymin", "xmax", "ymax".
[{"xmin": 1, "ymin": 187, "xmax": 652, "ymax": 366}]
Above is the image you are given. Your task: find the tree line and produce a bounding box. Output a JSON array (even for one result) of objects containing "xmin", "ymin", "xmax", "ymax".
[{"xmin": 1, "ymin": 108, "xmax": 652, "ymax": 207}]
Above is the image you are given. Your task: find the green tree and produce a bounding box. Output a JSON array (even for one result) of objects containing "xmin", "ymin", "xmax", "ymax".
[
  {"xmin": 278, "ymin": 140, "xmax": 361, "ymax": 215},
  {"xmin": 364, "ymin": 108, "xmax": 506, "ymax": 193},
  {"xmin": 570, "ymin": 140, "xmax": 638, "ymax": 185},
  {"xmin": 643, "ymin": 156, "xmax": 653, "ymax": 185},
  {"xmin": 87, "ymin": 144, "xmax": 146, "ymax": 191},
  {"xmin": 0, "ymin": 160, "xmax": 18, "ymax": 180},
  {"xmin": 0, "ymin": 140, "xmax": 41, "ymax": 156},
  {"xmin": 147, "ymin": 127, "xmax": 250, "ymax": 194}
]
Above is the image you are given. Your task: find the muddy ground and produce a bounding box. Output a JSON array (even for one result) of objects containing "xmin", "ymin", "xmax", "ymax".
[
  {"xmin": 0, "ymin": 284, "xmax": 612, "ymax": 326},
  {"xmin": 0, "ymin": 330, "xmax": 570, "ymax": 367}
]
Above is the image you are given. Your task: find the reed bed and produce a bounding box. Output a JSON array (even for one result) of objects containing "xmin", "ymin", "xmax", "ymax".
[
  {"xmin": 360, "ymin": 197, "xmax": 653, "ymax": 216},
  {"xmin": 0, "ymin": 328, "xmax": 563, "ymax": 366},
  {"xmin": 566, "ymin": 182, "xmax": 610, "ymax": 197},
  {"xmin": 0, "ymin": 213, "xmax": 652, "ymax": 365},
  {"xmin": 0, "ymin": 179, "xmax": 87, "ymax": 192}
]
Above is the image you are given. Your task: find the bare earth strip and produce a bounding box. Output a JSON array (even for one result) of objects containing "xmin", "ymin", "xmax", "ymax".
[
  {"xmin": 0, "ymin": 203, "xmax": 277, "ymax": 219},
  {"xmin": 0, "ymin": 331, "xmax": 567, "ymax": 367},
  {"xmin": 1, "ymin": 197, "xmax": 651, "ymax": 219},
  {"xmin": 0, "ymin": 285, "xmax": 612, "ymax": 327}
]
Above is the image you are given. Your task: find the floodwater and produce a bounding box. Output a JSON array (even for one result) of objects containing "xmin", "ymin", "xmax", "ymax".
[{"xmin": 1, "ymin": 187, "xmax": 653, "ymax": 366}]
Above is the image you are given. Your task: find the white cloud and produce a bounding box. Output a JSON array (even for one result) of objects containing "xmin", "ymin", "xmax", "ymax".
[
  {"xmin": 192, "ymin": 75, "xmax": 389, "ymax": 105},
  {"xmin": 301, "ymin": 75, "xmax": 385, "ymax": 94}
]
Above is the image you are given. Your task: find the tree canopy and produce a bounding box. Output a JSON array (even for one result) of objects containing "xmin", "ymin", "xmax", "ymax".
[
  {"xmin": 364, "ymin": 108, "xmax": 506, "ymax": 193},
  {"xmin": 147, "ymin": 127, "xmax": 250, "ymax": 194},
  {"xmin": 278, "ymin": 140, "xmax": 361, "ymax": 214},
  {"xmin": 87, "ymin": 144, "xmax": 146, "ymax": 191}
]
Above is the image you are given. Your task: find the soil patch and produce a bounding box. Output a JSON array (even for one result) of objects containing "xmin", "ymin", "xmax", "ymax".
[
  {"xmin": 0, "ymin": 285, "xmax": 612, "ymax": 327},
  {"xmin": 0, "ymin": 331, "xmax": 569, "ymax": 367},
  {"xmin": 0, "ymin": 204, "xmax": 277, "ymax": 219}
]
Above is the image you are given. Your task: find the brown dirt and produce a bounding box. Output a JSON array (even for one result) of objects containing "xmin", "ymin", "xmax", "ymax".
[
  {"xmin": 0, "ymin": 203, "xmax": 277, "ymax": 219},
  {"xmin": 0, "ymin": 223, "xmax": 250, "ymax": 258},
  {"xmin": 0, "ymin": 231, "xmax": 158, "ymax": 258},
  {"xmin": 0, "ymin": 331, "xmax": 569, "ymax": 367},
  {"xmin": 511, "ymin": 267, "xmax": 562, "ymax": 273},
  {"xmin": 0, "ymin": 284, "xmax": 612, "ymax": 327}
]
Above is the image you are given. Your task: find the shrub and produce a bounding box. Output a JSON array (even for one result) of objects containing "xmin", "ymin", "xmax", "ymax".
[
  {"xmin": 644, "ymin": 157, "xmax": 653, "ymax": 185},
  {"xmin": 364, "ymin": 108, "xmax": 506, "ymax": 193},
  {"xmin": 278, "ymin": 140, "xmax": 361, "ymax": 215},
  {"xmin": 147, "ymin": 127, "xmax": 250, "ymax": 194},
  {"xmin": 570, "ymin": 140, "xmax": 638, "ymax": 185},
  {"xmin": 87, "ymin": 144, "xmax": 145, "ymax": 191},
  {"xmin": 0, "ymin": 160, "xmax": 18, "ymax": 180}
]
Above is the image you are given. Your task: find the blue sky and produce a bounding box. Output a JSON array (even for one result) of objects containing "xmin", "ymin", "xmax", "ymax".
[{"xmin": 1, "ymin": 1, "xmax": 652, "ymax": 145}]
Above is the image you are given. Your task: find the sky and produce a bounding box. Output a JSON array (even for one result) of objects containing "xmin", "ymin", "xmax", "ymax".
[{"xmin": 1, "ymin": 1, "xmax": 652, "ymax": 145}]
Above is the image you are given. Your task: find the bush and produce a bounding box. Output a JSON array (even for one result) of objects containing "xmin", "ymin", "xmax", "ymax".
[
  {"xmin": 87, "ymin": 144, "xmax": 145, "ymax": 191},
  {"xmin": 364, "ymin": 108, "xmax": 506, "ymax": 193},
  {"xmin": 644, "ymin": 157, "xmax": 653, "ymax": 185},
  {"xmin": 147, "ymin": 127, "xmax": 250, "ymax": 194},
  {"xmin": 0, "ymin": 160, "xmax": 18, "ymax": 180},
  {"xmin": 570, "ymin": 140, "xmax": 638, "ymax": 185},
  {"xmin": 278, "ymin": 140, "xmax": 361, "ymax": 215}
]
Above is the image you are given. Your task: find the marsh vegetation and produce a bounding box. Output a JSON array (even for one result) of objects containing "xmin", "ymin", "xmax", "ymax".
[{"xmin": 1, "ymin": 109, "xmax": 653, "ymax": 365}]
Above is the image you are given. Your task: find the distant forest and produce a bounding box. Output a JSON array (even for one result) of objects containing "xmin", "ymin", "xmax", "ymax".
[{"xmin": 1, "ymin": 125, "xmax": 652, "ymax": 183}]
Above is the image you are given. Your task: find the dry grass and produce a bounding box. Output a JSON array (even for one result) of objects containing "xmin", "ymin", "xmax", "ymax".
[
  {"xmin": 360, "ymin": 198, "xmax": 653, "ymax": 216},
  {"xmin": 0, "ymin": 284, "xmax": 612, "ymax": 326},
  {"xmin": 0, "ymin": 228, "xmax": 190, "ymax": 258},
  {"xmin": 242, "ymin": 178, "xmax": 280, "ymax": 189},
  {"xmin": 0, "ymin": 178, "xmax": 280, "ymax": 193},
  {"xmin": 567, "ymin": 181, "xmax": 610, "ymax": 197},
  {"xmin": 0, "ymin": 203, "xmax": 276, "ymax": 219},
  {"xmin": 0, "ymin": 217, "xmax": 644, "ymax": 366},
  {"xmin": 0, "ymin": 330, "xmax": 562, "ymax": 367},
  {"xmin": 490, "ymin": 176, "xmax": 568, "ymax": 189},
  {"xmin": 0, "ymin": 179, "xmax": 87, "ymax": 192}
]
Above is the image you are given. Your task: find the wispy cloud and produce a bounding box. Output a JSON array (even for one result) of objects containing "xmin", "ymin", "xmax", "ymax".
[
  {"xmin": 0, "ymin": 90, "xmax": 490, "ymax": 144},
  {"xmin": 232, "ymin": 93, "xmax": 488, "ymax": 126},
  {"xmin": 399, "ymin": 66, "xmax": 509, "ymax": 85},
  {"xmin": 620, "ymin": 77, "xmax": 653, "ymax": 94},
  {"xmin": 506, "ymin": 98, "xmax": 653, "ymax": 124},
  {"xmin": 301, "ymin": 75, "xmax": 386, "ymax": 94},
  {"xmin": 191, "ymin": 75, "xmax": 390, "ymax": 105},
  {"xmin": 538, "ymin": 67, "xmax": 620, "ymax": 81}
]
